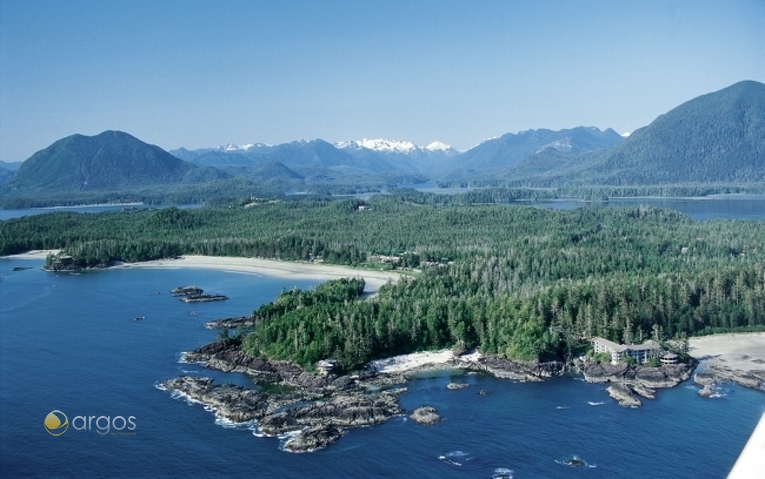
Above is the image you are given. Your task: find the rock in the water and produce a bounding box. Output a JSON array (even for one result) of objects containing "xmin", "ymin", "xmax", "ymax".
[
  {"xmin": 283, "ymin": 424, "xmax": 345, "ymax": 453},
  {"xmin": 630, "ymin": 382, "xmax": 656, "ymax": 399},
  {"xmin": 410, "ymin": 406, "xmax": 442, "ymax": 426},
  {"xmin": 693, "ymin": 372, "xmax": 717, "ymax": 386},
  {"xmin": 698, "ymin": 384, "xmax": 716, "ymax": 398},
  {"xmin": 606, "ymin": 383, "xmax": 642, "ymax": 408},
  {"xmin": 447, "ymin": 382, "xmax": 469, "ymax": 390}
]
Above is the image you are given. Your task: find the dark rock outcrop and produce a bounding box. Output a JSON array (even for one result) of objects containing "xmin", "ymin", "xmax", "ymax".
[
  {"xmin": 283, "ymin": 425, "xmax": 345, "ymax": 453},
  {"xmin": 694, "ymin": 360, "xmax": 765, "ymax": 396},
  {"xmin": 699, "ymin": 364, "xmax": 765, "ymax": 390},
  {"xmin": 204, "ymin": 315, "xmax": 257, "ymax": 329},
  {"xmin": 606, "ymin": 383, "xmax": 642, "ymax": 408},
  {"xmin": 161, "ymin": 375, "xmax": 406, "ymax": 453},
  {"xmin": 410, "ymin": 406, "xmax": 442, "ymax": 426},
  {"xmin": 698, "ymin": 384, "xmax": 716, "ymax": 398},
  {"xmin": 472, "ymin": 356, "xmax": 566, "ymax": 381},
  {"xmin": 576, "ymin": 358, "xmax": 695, "ymax": 407}
]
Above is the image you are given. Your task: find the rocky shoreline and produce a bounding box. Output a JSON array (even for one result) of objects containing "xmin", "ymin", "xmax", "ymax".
[
  {"xmin": 162, "ymin": 339, "xmax": 763, "ymax": 452},
  {"xmin": 163, "ymin": 340, "xmax": 572, "ymax": 452},
  {"xmin": 693, "ymin": 364, "xmax": 765, "ymax": 394},
  {"xmin": 575, "ymin": 357, "xmax": 695, "ymax": 408},
  {"xmin": 160, "ymin": 375, "xmax": 405, "ymax": 452},
  {"xmin": 204, "ymin": 315, "xmax": 258, "ymax": 329},
  {"xmin": 168, "ymin": 340, "xmax": 415, "ymax": 452}
]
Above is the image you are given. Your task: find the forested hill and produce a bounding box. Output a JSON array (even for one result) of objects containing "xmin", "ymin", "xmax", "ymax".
[
  {"xmin": 2, "ymin": 130, "xmax": 228, "ymax": 195},
  {"xmin": 3, "ymin": 195, "xmax": 765, "ymax": 369},
  {"xmin": 577, "ymin": 80, "xmax": 765, "ymax": 185}
]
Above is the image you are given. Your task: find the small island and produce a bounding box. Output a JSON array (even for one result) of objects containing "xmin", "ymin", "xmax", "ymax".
[{"xmin": 171, "ymin": 285, "xmax": 228, "ymax": 303}]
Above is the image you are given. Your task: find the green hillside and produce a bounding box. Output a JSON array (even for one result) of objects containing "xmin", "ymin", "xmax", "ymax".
[
  {"xmin": 582, "ymin": 80, "xmax": 765, "ymax": 185},
  {"xmin": 3, "ymin": 130, "xmax": 226, "ymax": 194}
]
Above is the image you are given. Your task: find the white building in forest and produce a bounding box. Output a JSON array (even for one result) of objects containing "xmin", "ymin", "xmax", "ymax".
[{"xmin": 592, "ymin": 337, "xmax": 659, "ymax": 365}]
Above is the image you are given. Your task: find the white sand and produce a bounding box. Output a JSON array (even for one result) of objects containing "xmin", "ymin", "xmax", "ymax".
[
  {"xmin": 688, "ymin": 332, "xmax": 765, "ymax": 373},
  {"xmin": 2, "ymin": 249, "xmax": 60, "ymax": 259},
  {"xmin": 119, "ymin": 255, "xmax": 402, "ymax": 293},
  {"xmin": 368, "ymin": 349, "xmax": 484, "ymax": 374},
  {"xmin": 369, "ymin": 350, "xmax": 455, "ymax": 373}
]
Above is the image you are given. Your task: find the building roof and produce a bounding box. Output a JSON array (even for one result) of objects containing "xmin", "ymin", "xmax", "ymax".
[{"xmin": 593, "ymin": 337, "xmax": 659, "ymax": 352}]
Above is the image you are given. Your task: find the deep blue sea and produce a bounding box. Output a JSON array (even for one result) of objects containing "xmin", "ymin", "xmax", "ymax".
[{"xmin": 1, "ymin": 258, "xmax": 764, "ymax": 478}]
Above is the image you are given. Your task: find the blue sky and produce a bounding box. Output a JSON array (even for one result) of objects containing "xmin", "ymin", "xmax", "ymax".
[{"xmin": 1, "ymin": 0, "xmax": 763, "ymax": 160}]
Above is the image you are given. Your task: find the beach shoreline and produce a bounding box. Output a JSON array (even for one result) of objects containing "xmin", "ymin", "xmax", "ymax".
[
  {"xmin": 2, "ymin": 251, "xmax": 401, "ymax": 293},
  {"xmin": 120, "ymin": 255, "xmax": 402, "ymax": 293},
  {"xmin": 2, "ymin": 249, "xmax": 60, "ymax": 259},
  {"xmin": 688, "ymin": 332, "xmax": 765, "ymax": 374}
]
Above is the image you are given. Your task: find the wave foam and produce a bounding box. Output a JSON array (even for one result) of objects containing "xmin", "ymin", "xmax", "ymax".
[{"xmin": 556, "ymin": 454, "xmax": 596, "ymax": 468}]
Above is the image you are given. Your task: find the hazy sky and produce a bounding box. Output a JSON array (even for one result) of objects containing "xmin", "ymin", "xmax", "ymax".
[{"xmin": 1, "ymin": 0, "xmax": 763, "ymax": 160}]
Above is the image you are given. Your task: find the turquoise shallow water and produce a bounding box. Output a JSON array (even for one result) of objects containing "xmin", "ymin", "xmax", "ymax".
[{"xmin": 1, "ymin": 258, "xmax": 763, "ymax": 478}]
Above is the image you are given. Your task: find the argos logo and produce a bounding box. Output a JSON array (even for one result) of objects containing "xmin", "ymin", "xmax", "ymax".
[{"xmin": 45, "ymin": 410, "xmax": 136, "ymax": 436}]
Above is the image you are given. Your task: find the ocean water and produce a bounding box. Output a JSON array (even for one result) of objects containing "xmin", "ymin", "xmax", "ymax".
[{"xmin": 1, "ymin": 259, "xmax": 764, "ymax": 478}]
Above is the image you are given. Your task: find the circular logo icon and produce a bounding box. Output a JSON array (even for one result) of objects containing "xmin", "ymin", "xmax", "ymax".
[{"xmin": 44, "ymin": 410, "xmax": 69, "ymax": 436}]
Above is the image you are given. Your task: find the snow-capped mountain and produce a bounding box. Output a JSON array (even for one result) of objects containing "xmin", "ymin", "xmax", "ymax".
[
  {"xmin": 168, "ymin": 126, "xmax": 623, "ymax": 185},
  {"xmin": 336, "ymin": 138, "xmax": 418, "ymax": 154},
  {"xmin": 424, "ymin": 141, "xmax": 454, "ymax": 152},
  {"xmin": 336, "ymin": 138, "xmax": 457, "ymax": 156},
  {"xmin": 218, "ymin": 142, "xmax": 270, "ymax": 152}
]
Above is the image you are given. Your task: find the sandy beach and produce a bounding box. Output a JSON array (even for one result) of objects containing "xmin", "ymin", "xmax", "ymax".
[
  {"xmin": 119, "ymin": 255, "xmax": 402, "ymax": 293},
  {"xmin": 3, "ymin": 249, "xmax": 60, "ymax": 259},
  {"xmin": 2, "ymin": 251, "xmax": 402, "ymax": 293},
  {"xmin": 688, "ymin": 332, "xmax": 765, "ymax": 373}
]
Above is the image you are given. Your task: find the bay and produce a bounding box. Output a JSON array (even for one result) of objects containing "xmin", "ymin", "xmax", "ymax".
[
  {"xmin": 0, "ymin": 203, "xmax": 201, "ymax": 221},
  {"xmin": 1, "ymin": 258, "xmax": 763, "ymax": 478},
  {"xmin": 529, "ymin": 195, "xmax": 765, "ymax": 221}
]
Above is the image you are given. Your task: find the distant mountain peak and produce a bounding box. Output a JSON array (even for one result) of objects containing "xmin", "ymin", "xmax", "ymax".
[
  {"xmin": 336, "ymin": 138, "xmax": 418, "ymax": 154},
  {"xmin": 425, "ymin": 141, "xmax": 454, "ymax": 152},
  {"xmin": 218, "ymin": 142, "xmax": 269, "ymax": 152}
]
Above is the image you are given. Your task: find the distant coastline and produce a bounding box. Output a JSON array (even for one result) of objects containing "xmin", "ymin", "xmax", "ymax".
[
  {"xmin": 37, "ymin": 202, "xmax": 144, "ymax": 209},
  {"xmin": 2, "ymin": 251, "xmax": 402, "ymax": 294}
]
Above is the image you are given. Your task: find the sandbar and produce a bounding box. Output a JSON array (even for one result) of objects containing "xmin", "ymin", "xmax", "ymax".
[{"xmin": 688, "ymin": 332, "xmax": 765, "ymax": 373}]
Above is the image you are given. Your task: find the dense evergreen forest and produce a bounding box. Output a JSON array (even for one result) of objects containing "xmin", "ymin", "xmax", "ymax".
[{"xmin": 3, "ymin": 192, "xmax": 764, "ymax": 370}]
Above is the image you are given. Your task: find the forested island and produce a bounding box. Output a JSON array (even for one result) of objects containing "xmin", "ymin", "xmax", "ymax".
[{"xmin": 3, "ymin": 192, "xmax": 765, "ymax": 370}]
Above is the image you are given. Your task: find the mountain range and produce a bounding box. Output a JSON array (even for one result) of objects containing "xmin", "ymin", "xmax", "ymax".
[{"xmin": 2, "ymin": 80, "xmax": 763, "ymax": 200}]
